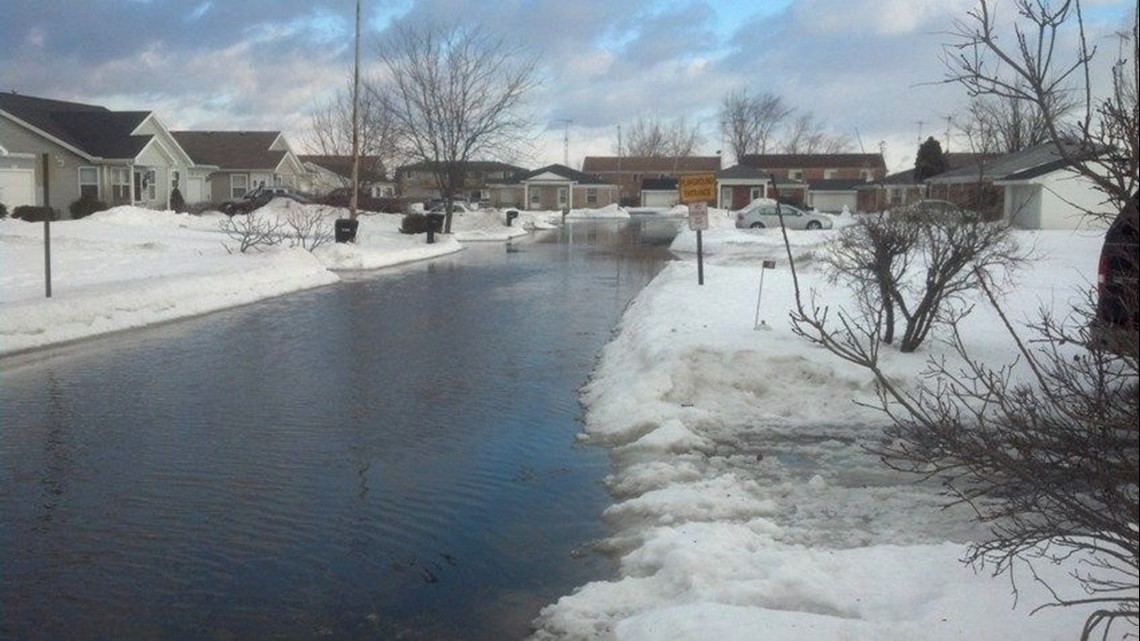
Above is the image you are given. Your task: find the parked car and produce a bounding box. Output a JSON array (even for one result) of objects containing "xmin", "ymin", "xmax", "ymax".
[
  {"xmin": 221, "ymin": 186, "xmax": 310, "ymax": 216},
  {"xmin": 1089, "ymin": 192, "xmax": 1139, "ymax": 357},
  {"xmin": 892, "ymin": 199, "xmax": 980, "ymax": 223},
  {"xmin": 735, "ymin": 202, "xmax": 833, "ymax": 230}
]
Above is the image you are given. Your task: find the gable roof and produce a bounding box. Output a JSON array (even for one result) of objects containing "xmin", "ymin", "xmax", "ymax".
[
  {"xmin": 927, "ymin": 141, "xmax": 1084, "ymax": 184},
  {"xmin": 398, "ymin": 160, "xmax": 527, "ymax": 175},
  {"xmin": 299, "ymin": 155, "xmax": 389, "ymax": 183},
  {"xmin": 1, "ymin": 92, "xmax": 152, "ymax": 159},
  {"xmin": 172, "ymin": 131, "xmax": 286, "ymax": 170},
  {"xmin": 582, "ymin": 156, "xmax": 722, "ymax": 173},
  {"xmin": 739, "ymin": 153, "xmax": 886, "ymax": 170},
  {"xmin": 521, "ymin": 164, "xmax": 614, "ymax": 185}
]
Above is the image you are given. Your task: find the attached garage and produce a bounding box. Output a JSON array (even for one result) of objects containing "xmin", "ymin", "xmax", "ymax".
[{"xmin": 0, "ymin": 168, "xmax": 36, "ymax": 209}]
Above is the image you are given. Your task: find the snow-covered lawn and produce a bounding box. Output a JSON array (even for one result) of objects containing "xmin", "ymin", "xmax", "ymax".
[
  {"xmin": 0, "ymin": 200, "xmax": 562, "ymax": 355},
  {"xmin": 531, "ymin": 211, "xmax": 1120, "ymax": 640}
]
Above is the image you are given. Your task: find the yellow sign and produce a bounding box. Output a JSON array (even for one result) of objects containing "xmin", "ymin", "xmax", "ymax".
[{"xmin": 679, "ymin": 173, "xmax": 717, "ymax": 204}]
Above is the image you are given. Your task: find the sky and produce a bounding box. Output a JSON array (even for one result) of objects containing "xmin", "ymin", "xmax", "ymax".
[
  {"xmin": 1, "ymin": 202, "xmax": 1119, "ymax": 639},
  {"xmin": 2, "ymin": 0, "xmax": 1135, "ymax": 173}
]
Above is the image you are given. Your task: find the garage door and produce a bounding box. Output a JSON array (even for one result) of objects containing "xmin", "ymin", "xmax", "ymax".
[{"xmin": 0, "ymin": 168, "xmax": 36, "ymax": 209}]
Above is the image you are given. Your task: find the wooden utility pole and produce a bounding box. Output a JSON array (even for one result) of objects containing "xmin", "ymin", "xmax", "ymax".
[{"xmin": 350, "ymin": 0, "xmax": 361, "ymax": 221}]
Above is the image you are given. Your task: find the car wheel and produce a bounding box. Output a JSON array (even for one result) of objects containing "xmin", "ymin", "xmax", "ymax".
[
  {"xmin": 750, "ymin": 222, "xmax": 765, "ymax": 229},
  {"xmin": 806, "ymin": 221, "xmax": 821, "ymax": 230}
]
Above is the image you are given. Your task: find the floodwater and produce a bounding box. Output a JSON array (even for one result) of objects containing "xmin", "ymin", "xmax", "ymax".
[{"xmin": 0, "ymin": 217, "xmax": 679, "ymax": 640}]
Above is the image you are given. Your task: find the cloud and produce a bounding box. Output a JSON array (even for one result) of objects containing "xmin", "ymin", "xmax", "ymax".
[{"xmin": 2, "ymin": 0, "xmax": 1135, "ymax": 173}]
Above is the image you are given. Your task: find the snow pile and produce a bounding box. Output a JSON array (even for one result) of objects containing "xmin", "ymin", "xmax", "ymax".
[{"xmin": 532, "ymin": 226, "xmax": 1112, "ymax": 640}]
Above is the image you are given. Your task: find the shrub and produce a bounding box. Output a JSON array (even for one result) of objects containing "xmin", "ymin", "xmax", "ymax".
[
  {"xmin": 69, "ymin": 193, "xmax": 109, "ymax": 219},
  {"xmin": 170, "ymin": 188, "xmax": 186, "ymax": 213},
  {"xmin": 12, "ymin": 205, "xmax": 57, "ymax": 222},
  {"xmin": 0, "ymin": 203, "xmax": 8, "ymax": 219},
  {"xmin": 400, "ymin": 212, "xmax": 428, "ymax": 234}
]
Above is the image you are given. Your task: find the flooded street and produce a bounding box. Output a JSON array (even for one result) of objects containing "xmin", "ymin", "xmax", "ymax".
[{"xmin": 0, "ymin": 218, "xmax": 678, "ymax": 640}]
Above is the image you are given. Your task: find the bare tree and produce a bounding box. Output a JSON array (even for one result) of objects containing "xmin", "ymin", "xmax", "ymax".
[
  {"xmin": 306, "ymin": 82, "xmax": 396, "ymax": 189},
  {"xmin": 780, "ymin": 112, "xmax": 853, "ymax": 154},
  {"xmin": 964, "ymin": 82, "xmax": 1081, "ymax": 153},
  {"xmin": 375, "ymin": 21, "xmax": 539, "ymax": 232},
  {"xmin": 942, "ymin": 0, "xmax": 1137, "ymax": 220},
  {"xmin": 783, "ymin": 4, "xmax": 1140, "ymax": 638},
  {"xmin": 719, "ymin": 89, "xmax": 793, "ymax": 162},
  {"xmin": 622, "ymin": 114, "xmax": 705, "ymax": 158}
]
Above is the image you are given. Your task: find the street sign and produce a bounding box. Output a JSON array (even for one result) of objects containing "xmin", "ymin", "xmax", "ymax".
[
  {"xmin": 679, "ymin": 173, "xmax": 716, "ymax": 204},
  {"xmin": 688, "ymin": 201, "xmax": 708, "ymax": 231}
]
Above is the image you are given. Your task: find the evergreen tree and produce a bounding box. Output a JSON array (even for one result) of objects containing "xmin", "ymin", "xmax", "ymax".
[{"xmin": 913, "ymin": 136, "xmax": 948, "ymax": 182}]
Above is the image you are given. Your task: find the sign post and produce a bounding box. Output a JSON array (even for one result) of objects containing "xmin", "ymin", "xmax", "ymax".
[
  {"xmin": 753, "ymin": 259, "xmax": 776, "ymax": 329},
  {"xmin": 688, "ymin": 201, "xmax": 708, "ymax": 285},
  {"xmin": 679, "ymin": 173, "xmax": 716, "ymax": 286}
]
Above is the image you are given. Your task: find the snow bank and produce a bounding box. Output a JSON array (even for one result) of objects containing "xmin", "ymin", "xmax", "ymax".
[{"xmin": 532, "ymin": 226, "xmax": 1112, "ymax": 640}]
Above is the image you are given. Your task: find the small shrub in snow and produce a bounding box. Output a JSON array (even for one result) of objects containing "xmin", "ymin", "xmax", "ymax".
[
  {"xmin": 219, "ymin": 212, "xmax": 283, "ymax": 253},
  {"xmin": 169, "ymin": 188, "xmax": 186, "ymax": 213},
  {"xmin": 283, "ymin": 207, "xmax": 333, "ymax": 251},
  {"xmin": 400, "ymin": 213, "xmax": 427, "ymax": 234},
  {"xmin": 12, "ymin": 205, "xmax": 57, "ymax": 222},
  {"xmin": 69, "ymin": 193, "xmax": 109, "ymax": 219}
]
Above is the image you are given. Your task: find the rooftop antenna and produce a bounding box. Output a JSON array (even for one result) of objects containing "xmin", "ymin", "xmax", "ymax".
[
  {"xmin": 914, "ymin": 119, "xmax": 925, "ymax": 146},
  {"xmin": 854, "ymin": 127, "xmax": 866, "ymax": 154},
  {"xmin": 557, "ymin": 119, "xmax": 572, "ymax": 166}
]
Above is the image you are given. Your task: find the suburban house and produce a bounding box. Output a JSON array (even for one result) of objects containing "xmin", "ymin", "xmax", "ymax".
[
  {"xmin": 854, "ymin": 152, "xmax": 996, "ymax": 212},
  {"xmin": 396, "ymin": 160, "xmax": 527, "ymax": 205},
  {"xmin": 518, "ymin": 164, "xmax": 619, "ymax": 210},
  {"xmin": 581, "ymin": 156, "xmax": 722, "ymax": 206},
  {"xmin": 299, "ymin": 154, "xmax": 394, "ymax": 197},
  {"xmin": 172, "ymin": 130, "xmax": 306, "ymax": 204},
  {"xmin": 926, "ymin": 141, "xmax": 1111, "ymax": 229},
  {"xmin": 738, "ymin": 153, "xmax": 888, "ymax": 213},
  {"xmin": 1, "ymin": 92, "xmax": 196, "ymax": 215}
]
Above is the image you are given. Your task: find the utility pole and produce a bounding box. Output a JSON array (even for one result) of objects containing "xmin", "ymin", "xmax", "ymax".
[
  {"xmin": 349, "ymin": 0, "xmax": 361, "ymax": 222},
  {"xmin": 617, "ymin": 124, "xmax": 623, "ymax": 205}
]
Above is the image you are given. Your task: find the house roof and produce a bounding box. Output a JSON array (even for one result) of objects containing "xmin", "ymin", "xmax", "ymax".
[
  {"xmin": 717, "ymin": 164, "xmax": 768, "ymax": 180},
  {"xmin": 299, "ymin": 155, "xmax": 389, "ymax": 183},
  {"xmin": 521, "ymin": 164, "xmax": 614, "ymax": 185},
  {"xmin": 582, "ymin": 156, "xmax": 722, "ymax": 173},
  {"xmin": 172, "ymin": 131, "xmax": 286, "ymax": 170},
  {"xmin": 739, "ymin": 153, "xmax": 886, "ymax": 170},
  {"xmin": 1, "ymin": 92, "xmax": 152, "ymax": 159},
  {"xmin": 927, "ymin": 142, "xmax": 1083, "ymax": 184},
  {"xmin": 808, "ymin": 179, "xmax": 864, "ymax": 192},
  {"xmin": 398, "ymin": 160, "xmax": 528, "ymax": 175}
]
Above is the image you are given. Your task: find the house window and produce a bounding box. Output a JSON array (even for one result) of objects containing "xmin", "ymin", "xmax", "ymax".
[
  {"xmin": 750, "ymin": 187, "xmax": 763, "ymax": 200},
  {"xmin": 790, "ymin": 170, "xmax": 803, "ymax": 180},
  {"xmin": 79, "ymin": 166, "xmax": 99, "ymax": 198},
  {"xmin": 231, "ymin": 174, "xmax": 249, "ymax": 199},
  {"xmin": 529, "ymin": 188, "xmax": 541, "ymax": 205},
  {"xmin": 860, "ymin": 169, "xmax": 873, "ymax": 182},
  {"xmin": 146, "ymin": 169, "xmax": 156, "ymax": 200},
  {"xmin": 110, "ymin": 167, "xmax": 130, "ymax": 203},
  {"xmin": 557, "ymin": 187, "xmax": 568, "ymax": 206},
  {"xmin": 170, "ymin": 170, "xmax": 180, "ymax": 190},
  {"xmin": 586, "ymin": 188, "xmax": 597, "ymax": 205},
  {"xmin": 824, "ymin": 169, "xmax": 837, "ymax": 179}
]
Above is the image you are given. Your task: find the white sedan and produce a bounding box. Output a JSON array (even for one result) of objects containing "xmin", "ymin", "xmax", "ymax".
[{"xmin": 734, "ymin": 202, "xmax": 833, "ymax": 230}]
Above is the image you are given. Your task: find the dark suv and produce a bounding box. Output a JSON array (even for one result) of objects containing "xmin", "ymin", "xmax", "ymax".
[
  {"xmin": 1089, "ymin": 192, "xmax": 1139, "ymax": 358},
  {"xmin": 221, "ymin": 186, "xmax": 310, "ymax": 216}
]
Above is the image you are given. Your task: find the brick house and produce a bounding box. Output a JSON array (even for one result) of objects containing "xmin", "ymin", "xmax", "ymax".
[
  {"xmin": 581, "ymin": 156, "xmax": 722, "ymax": 206},
  {"xmin": 396, "ymin": 160, "xmax": 527, "ymax": 205}
]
